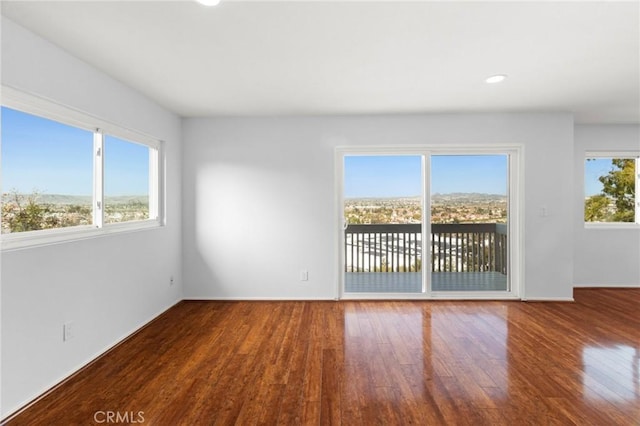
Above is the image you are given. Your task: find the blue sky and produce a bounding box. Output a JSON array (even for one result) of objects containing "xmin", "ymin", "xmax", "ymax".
[
  {"xmin": 1, "ymin": 107, "xmax": 148, "ymax": 196},
  {"xmin": 0, "ymin": 106, "xmax": 611, "ymax": 198},
  {"xmin": 584, "ymin": 158, "xmax": 615, "ymax": 196},
  {"xmin": 104, "ymin": 135, "xmax": 149, "ymax": 197},
  {"xmin": 344, "ymin": 155, "xmax": 509, "ymax": 198}
]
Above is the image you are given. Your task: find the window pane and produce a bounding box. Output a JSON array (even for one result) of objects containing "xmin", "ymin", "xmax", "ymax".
[
  {"xmin": 1, "ymin": 107, "xmax": 93, "ymax": 234},
  {"xmin": 430, "ymin": 155, "xmax": 508, "ymax": 225},
  {"xmin": 430, "ymin": 155, "xmax": 509, "ymax": 292},
  {"xmin": 343, "ymin": 155, "xmax": 423, "ymax": 293},
  {"xmin": 104, "ymin": 135, "xmax": 150, "ymax": 224},
  {"xmin": 585, "ymin": 158, "xmax": 636, "ymax": 223}
]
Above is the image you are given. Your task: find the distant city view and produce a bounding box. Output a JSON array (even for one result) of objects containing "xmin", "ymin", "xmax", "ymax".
[
  {"xmin": 345, "ymin": 193, "xmax": 507, "ymax": 225},
  {"xmin": 343, "ymin": 154, "xmax": 510, "ymax": 276},
  {"xmin": 1, "ymin": 192, "xmax": 148, "ymax": 234},
  {"xmin": 344, "ymin": 193, "xmax": 509, "ymax": 274}
]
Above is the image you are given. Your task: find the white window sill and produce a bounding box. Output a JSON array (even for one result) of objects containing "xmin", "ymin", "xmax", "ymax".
[
  {"xmin": 1, "ymin": 219, "xmax": 162, "ymax": 251},
  {"xmin": 585, "ymin": 222, "xmax": 640, "ymax": 230}
]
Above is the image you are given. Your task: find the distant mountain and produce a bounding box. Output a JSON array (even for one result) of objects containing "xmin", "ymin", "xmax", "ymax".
[
  {"xmin": 431, "ymin": 193, "xmax": 506, "ymax": 201},
  {"xmin": 104, "ymin": 195, "xmax": 149, "ymax": 205},
  {"xmin": 1, "ymin": 193, "xmax": 148, "ymax": 205},
  {"xmin": 37, "ymin": 194, "xmax": 92, "ymax": 205},
  {"xmin": 345, "ymin": 193, "xmax": 506, "ymax": 202},
  {"xmin": 345, "ymin": 196, "xmax": 421, "ymax": 202}
]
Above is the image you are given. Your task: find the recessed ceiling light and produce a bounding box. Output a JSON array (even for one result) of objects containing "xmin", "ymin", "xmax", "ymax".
[
  {"xmin": 485, "ymin": 74, "xmax": 507, "ymax": 84},
  {"xmin": 196, "ymin": 0, "xmax": 221, "ymax": 6}
]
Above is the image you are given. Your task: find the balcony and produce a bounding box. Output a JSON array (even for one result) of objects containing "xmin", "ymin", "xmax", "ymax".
[{"xmin": 345, "ymin": 223, "xmax": 508, "ymax": 293}]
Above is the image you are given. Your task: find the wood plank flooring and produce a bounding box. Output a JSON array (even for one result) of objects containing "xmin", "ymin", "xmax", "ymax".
[{"xmin": 5, "ymin": 289, "xmax": 640, "ymax": 425}]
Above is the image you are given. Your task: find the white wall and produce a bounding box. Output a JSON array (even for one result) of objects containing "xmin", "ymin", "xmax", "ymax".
[
  {"xmin": 573, "ymin": 125, "xmax": 640, "ymax": 287},
  {"xmin": 1, "ymin": 18, "xmax": 182, "ymax": 417},
  {"xmin": 182, "ymin": 114, "xmax": 574, "ymax": 301}
]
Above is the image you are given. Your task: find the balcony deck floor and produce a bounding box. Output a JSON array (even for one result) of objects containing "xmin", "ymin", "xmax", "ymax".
[{"xmin": 345, "ymin": 271, "xmax": 508, "ymax": 293}]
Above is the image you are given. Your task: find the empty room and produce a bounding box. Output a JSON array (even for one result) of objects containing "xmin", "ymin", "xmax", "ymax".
[{"xmin": 1, "ymin": 1, "xmax": 639, "ymax": 425}]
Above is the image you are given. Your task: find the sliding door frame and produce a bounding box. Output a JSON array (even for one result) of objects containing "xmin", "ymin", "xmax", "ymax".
[{"xmin": 335, "ymin": 145, "xmax": 524, "ymax": 300}]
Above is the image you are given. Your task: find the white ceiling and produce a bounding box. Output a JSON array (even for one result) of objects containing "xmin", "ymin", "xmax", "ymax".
[{"xmin": 2, "ymin": 1, "xmax": 639, "ymax": 123}]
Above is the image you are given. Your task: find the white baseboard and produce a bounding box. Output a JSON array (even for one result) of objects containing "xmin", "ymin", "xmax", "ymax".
[
  {"xmin": 521, "ymin": 297, "xmax": 575, "ymax": 302},
  {"xmin": 183, "ymin": 296, "xmax": 336, "ymax": 301},
  {"xmin": 573, "ymin": 283, "xmax": 640, "ymax": 288}
]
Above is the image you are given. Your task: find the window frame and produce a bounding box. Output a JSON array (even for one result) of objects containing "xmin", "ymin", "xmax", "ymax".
[
  {"xmin": 584, "ymin": 150, "xmax": 639, "ymax": 229},
  {"xmin": 1, "ymin": 86, "xmax": 165, "ymax": 250}
]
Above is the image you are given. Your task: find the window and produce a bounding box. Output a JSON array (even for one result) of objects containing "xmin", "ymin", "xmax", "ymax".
[
  {"xmin": 104, "ymin": 135, "xmax": 152, "ymax": 224},
  {"xmin": 584, "ymin": 152, "xmax": 639, "ymax": 225},
  {"xmin": 1, "ymin": 89, "xmax": 163, "ymax": 249},
  {"xmin": 1, "ymin": 107, "xmax": 94, "ymax": 233}
]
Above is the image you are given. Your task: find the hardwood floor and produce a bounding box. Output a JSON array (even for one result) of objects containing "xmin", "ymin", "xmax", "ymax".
[{"xmin": 5, "ymin": 289, "xmax": 639, "ymax": 425}]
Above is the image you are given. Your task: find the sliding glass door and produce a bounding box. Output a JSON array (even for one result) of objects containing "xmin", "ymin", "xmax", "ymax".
[{"xmin": 340, "ymin": 149, "xmax": 518, "ymax": 299}]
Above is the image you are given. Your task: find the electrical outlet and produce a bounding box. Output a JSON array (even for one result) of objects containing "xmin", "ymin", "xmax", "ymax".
[
  {"xmin": 300, "ymin": 270, "xmax": 309, "ymax": 281},
  {"xmin": 170, "ymin": 276, "xmax": 174, "ymax": 286},
  {"xmin": 63, "ymin": 322, "xmax": 74, "ymax": 342}
]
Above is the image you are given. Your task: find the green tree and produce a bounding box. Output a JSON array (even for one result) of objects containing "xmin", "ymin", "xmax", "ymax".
[
  {"xmin": 586, "ymin": 159, "xmax": 636, "ymax": 222},
  {"xmin": 599, "ymin": 159, "xmax": 635, "ymax": 222},
  {"xmin": 584, "ymin": 194, "xmax": 611, "ymax": 222},
  {"xmin": 1, "ymin": 191, "xmax": 59, "ymax": 233}
]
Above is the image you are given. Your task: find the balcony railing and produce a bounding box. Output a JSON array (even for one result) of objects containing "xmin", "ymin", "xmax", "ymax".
[{"xmin": 345, "ymin": 223, "xmax": 507, "ymax": 274}]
